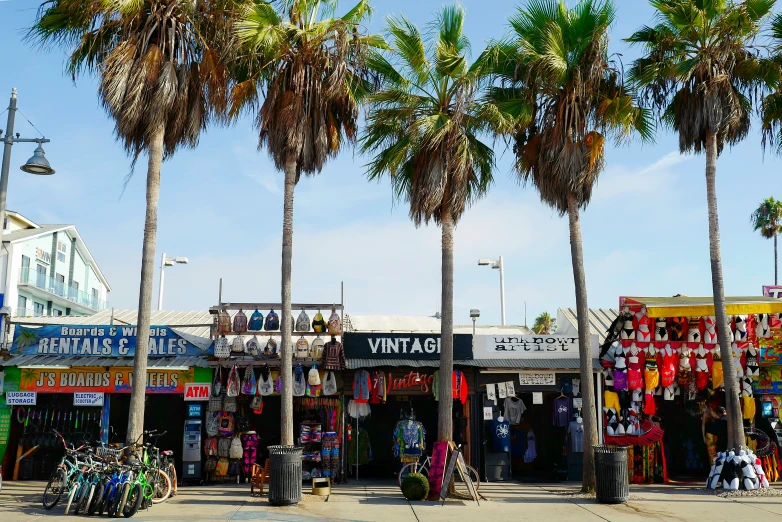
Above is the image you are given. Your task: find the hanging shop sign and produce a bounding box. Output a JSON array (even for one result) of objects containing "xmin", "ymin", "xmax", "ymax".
[
  {"xmin": 16, "ymin": 367, "xmax": 199, "ymax": 394},
  {"xmin": 184, "ymin": 383, "xmax": 211, "ymax": 401},
  {"xmin": 475, "ymin": 334, "xmax": 599, "ymax": 359},
  {"xmin": 343, "ymin": 333, "xmax": 472, "ymax": 360},
  {"xmin": 518, "ymin": 372, "xmax": 556, "ymax": 386},
  {"xmin": 386, "ymin": 371, "xmax": 435, "ymax": 394},
  {"xmin": 763, "ymin": 285, "xmax": 782, "ymax": 299},
  {"xmin": 187, "ymin": 404, "xmax": 202, "ymax": 418},
  {"xmin": 757, "ymin": 367, "xmax": 782, "ymax": 394},
  {"xmin": 12, "ymin": 324, "xmax": 213, "ymax": 357},
  {"xmin": 6, "ymin": 391, "xmax": 37, "ymax": 405},
  {"xmin": 74, "ymin": 392, "xmax": 104, "ymax": 406}
]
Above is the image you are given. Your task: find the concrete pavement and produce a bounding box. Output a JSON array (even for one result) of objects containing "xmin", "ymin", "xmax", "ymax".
[{"xmin": 2, "ymin": 479, "xmax": 782, "ymax": 521}]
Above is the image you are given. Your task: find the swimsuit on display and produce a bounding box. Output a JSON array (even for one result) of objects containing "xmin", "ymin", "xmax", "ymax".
[
  {"xmin": 636, "ymin": 314, "xmax": 651, "ymax": 342},
  {"xmin": 669, "ymin": 317, "xmax": 686, "ymax": 342},
  {"xmin": 659, "ymin": 349, "xmax": 678, "ymax": 387}
]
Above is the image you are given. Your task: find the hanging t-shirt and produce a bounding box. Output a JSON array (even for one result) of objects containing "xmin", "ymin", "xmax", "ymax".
[
  {"xmin": 492, "ymin": 418, "xmax": 511, "ymax": 453},
  {"xmin": 553, "ymin": 396, "xmax": 572, "ymax": 427},
  {"xmin": 567, "ymin": 421, "xmax": 584, "ymax": 453},
  {"xmin": 504, "ymin": 397, "xmax": 526, "ymax": 424}
]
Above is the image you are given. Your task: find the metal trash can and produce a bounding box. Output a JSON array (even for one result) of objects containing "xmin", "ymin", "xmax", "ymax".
[
  {"xmin": 593, "ymin": 445, "xmax": 629, "ymax": 504},
  {"xmin": 268, "ymin": 445, "xmax": 303, "ymax": 506}
]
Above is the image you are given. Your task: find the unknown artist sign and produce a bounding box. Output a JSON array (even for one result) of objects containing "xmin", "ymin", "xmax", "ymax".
[{"xmin": 475, "ymin": 334, "xmax": 598, "ymax": 359}]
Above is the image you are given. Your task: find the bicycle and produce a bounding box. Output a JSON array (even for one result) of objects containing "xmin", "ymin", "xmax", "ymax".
[
  {"xmin": 397, "ymin": 451, "xmax": 481, "ymax": 492},
  {"xmin": 42, "ymin": 430, "xmax": 91, "ymax": 510},
  {"xmin": 137, "ymin": 430, "xmax": 172, "ymax": 504},
  {"xmin": 146, "ymin": 430, "xmax": 178, "ymax": 497}
]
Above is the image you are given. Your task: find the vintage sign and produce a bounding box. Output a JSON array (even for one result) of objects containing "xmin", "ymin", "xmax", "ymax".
[
  {"xmin": 343, "ymin": 333, "xmax": 472, "ymax": 360},
  {"xmin": 386, "ymin": 371, "xmax": 434, "ymax": 394},
  {"xmin": 12, "ymin": 324, "xmax": 213, "ymax": 357},
  {"xmin": 16, "ymin": 367, "xmax": 198, "ymax": 394},
  {"xmin": 74, "ymin": 392, "xmax": 104, "ymax": 406},
  {"xmin": 519, "ymin": 372, "xmax": 556, "ymax": 386},
  {"xmin": 184, "ymin": 383, "xmax": 211, "ymax": 401},
  {"xmin": 475, "ymin": 334, "xmax": 599, "ymax": 359},
  {"xmin": 6, "ymin": 391, "xmax": 36, "ymax": 405}
]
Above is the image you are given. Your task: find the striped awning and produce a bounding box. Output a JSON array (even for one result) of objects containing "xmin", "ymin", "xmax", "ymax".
[{"xmin": 622, "ymin": 296, "xmax": 782, "ymax": 318}]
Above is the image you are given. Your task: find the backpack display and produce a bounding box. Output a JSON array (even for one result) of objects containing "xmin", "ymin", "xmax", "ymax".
[
  {"xmin": 327, "ymin": 308, "xmax": 342, "ymax": 335},
  {"xmin": 214, "ymin": 335, "xmax": 229, "ymax": 359},
  {"xmin": 311, "ymin": 336, "xmax": 325, "ymax": 359},
  {"xmin": 205, "ymin": 412, "xmax": 219, "ymax": 436},
  {"xmin": 205, "ymin": 456, "xmax": 217, "ymax": 473},
  {"xmin": 217, "ymin": 309, "xmax": 232, "ymax": 334},
  {"xmin": 293, "ymin": 365, "xmax": 306, "ymax": 397},
  {"xmin": 233, "ymin": 310, "xmax": 248, "ymax": 334},
  {"xmin": 215, "ymin": 457, "xmax": 229, "ymax": 476},
  {"xmin": 322, "ymin": 371, "xmax": 338, "ymax": 396},
  {"xmin": 212, "ymin": 365, "xmax": 223, "ymax": 397},
  {"xmin": 229, "ymin": 436, "xmax": 243, "ymax": 459},
  {"xmin": 265, "ymin": 310, "xmax": 280, "ymax": 331},
  {"xmin": 248, "ymin": 309, "xmax": 264, "ymax": 331},
  {"xmin": 231, "ymin": 335, "xmax": 245, "ymax": 354},
  {"xmin": 295, "ymin": 310, "xmax": 311, "ymax": 332},
  {"xmin": 296, "ymin": 337, "xmax": 310, "ymax": 359},
  {"xmin": 204, "ymin": 437, "xmax": 218, "ymax": 456},
  {"xmin": 218, "ymin": 436, "xmax": 232, "ymax": 457},
  {"xmin": 246, "ymin": 336, "xmax": 260, "ymax": 357},
  {"xmin": 250, "ymin": 383, "xmax": 263, "ymax": 412},
  {"xmin": 265, "ymin": 338, "xmax": 278, "ymax": 357},
  {"xmin": 226, "ymin": 364, "xmax": 241, "ymax": 397},
  {"xmin": 218, "ymin": 412, "xmax": 234, "ymax": 436},
  {"xmin": 228, "ymin": 459, "xmax": 241, "ymax": 476},
  {"xmin": 308, "ymin": 363, "xmax": 322, "ymax": 386},
  {"xmin": 312, "ymin": 310, "xmax": 326, "ymax": 333},
  {"xmin": 257, "ymin": 371, "xmax": 274, "ymax": 396},
  {"xmin": 241, "ymin": 364, "xmax": 256, "ymax": 395}
]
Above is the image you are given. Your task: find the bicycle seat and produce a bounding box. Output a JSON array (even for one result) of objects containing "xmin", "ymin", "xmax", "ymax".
[{"xmin": 161, "ymin": 450, "xmax": 174, "ymax": 456}]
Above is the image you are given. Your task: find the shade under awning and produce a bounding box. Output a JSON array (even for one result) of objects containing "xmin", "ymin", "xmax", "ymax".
[{"xmin": 622, "ymin": 296, "xmax": 782, "ymax": 318}]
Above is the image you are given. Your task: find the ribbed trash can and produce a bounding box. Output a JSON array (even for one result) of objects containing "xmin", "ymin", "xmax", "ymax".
[
  {"xmin": 593, "ymin": 445, "xmax": 629, "ymax": 504},
  {"xmin": 268, "ymin": 445, "xmax": 303, "ymax": 506}
]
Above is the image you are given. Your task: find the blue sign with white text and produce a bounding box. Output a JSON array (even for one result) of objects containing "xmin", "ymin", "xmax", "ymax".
[
  {"xmin": 187, "ymin": 404, "xmax": 202, "ymax": 418},
  {"xmin": 12, "ymin": 325, "xmax": 213, "ymax": 357}
]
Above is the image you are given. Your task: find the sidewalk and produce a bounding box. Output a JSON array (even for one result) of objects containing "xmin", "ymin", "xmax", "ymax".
[{"xmin": 2, "ymin": 479, "xmax": 782, "ymax": 521}]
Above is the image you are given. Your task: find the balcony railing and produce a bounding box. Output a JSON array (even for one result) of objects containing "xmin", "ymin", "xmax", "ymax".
[
  {"xmin": 13, "ymin": 307, "xmax": 68, "ymax": 317},
  {"xmin": 18, "ymin": 267, "xmax": 109, "ymax": 312}
]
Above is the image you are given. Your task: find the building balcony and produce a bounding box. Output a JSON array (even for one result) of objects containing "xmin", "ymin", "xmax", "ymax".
[
  {"xmin": 13, "ymin": 307, "xmax": 67, "ymax": 317},
  {"xmin": 18, "ymin": 267, "xmax": 109, "ymax": 313}
]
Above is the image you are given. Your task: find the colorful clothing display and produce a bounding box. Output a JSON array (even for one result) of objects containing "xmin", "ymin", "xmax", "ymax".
[
  {"xmin": 352, "ymin": 370, "xmax": 371, "ymax": 403},
  {"xmin": 492, "ymin": 418, "xmax": 511, "ymax": 452},
  {"xmin": 553, "ymin": 396, "xmax": 572, "ymax": 427},
  {"xmin": 504, "ymin": 397, "xmax": 526, "ymax": 424},
  {"xmin": 321, "ymin": 340, "xmax": 346, "ymax": 371},
  {"xmin": 432, "ymin": 370, "xmax": 469, "ymax": 404},
  {"xmin": 393, "ymin": 420, "xmax": 426, "ymax": 462},
  {"xmin": 369, "ymin": 371, "xmax": 387, "ymax": 404}
]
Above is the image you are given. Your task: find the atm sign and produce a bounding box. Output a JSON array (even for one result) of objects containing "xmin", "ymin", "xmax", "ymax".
[{"xmin": 184, "ymin": 383, "xmax": 211, "ymax": 401}]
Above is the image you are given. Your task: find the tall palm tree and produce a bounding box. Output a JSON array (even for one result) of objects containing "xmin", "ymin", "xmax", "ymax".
[
  {"xmin": 533, "ymin": 312, "xmax": 556, "ymax": 334},
  {"xmin": 627, "ymin": 0, "xmax": 776, "ymax": 450},
  {"xmin": 750, "ymin": 197, "xmax": 782, "ymax": 284},
  {"xmin": 487, "ymin": 0, "xmax": 652, "ymax": 490},
  {"xmin": 361, "ymin": 4, "xmax": 495, "ymax": 441},
  {"xmin": 231, "ymin": 0, "xmax": 380, "ymax": 445},
  {"xmin": 30, "ymin": 0, "xmax": 243, "ymax": 446}
]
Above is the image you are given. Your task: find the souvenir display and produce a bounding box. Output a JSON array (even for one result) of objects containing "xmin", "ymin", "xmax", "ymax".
[
  {"xmin": 233, "ymin": 310, "xmax": 248, "ymax": 334},
  {"xmin": 248, "ymin": 309, "xmax": 265, "ymax": 331},
  {"xmin": 265, "ymin": 310, "xmax": 280, "ymax": 331},
  {"xmin": 327, "ymin": 307, "xmax": 342, "ymax": 335},
  {"xmin": 296, "ymin": 310, "xmax": 311, "ymax": 332},
  {"xmin": 312, "ymin": 310, "xmax": 327, "ymax": 333}
]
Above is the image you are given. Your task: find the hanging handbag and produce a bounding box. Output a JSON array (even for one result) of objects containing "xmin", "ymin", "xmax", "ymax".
[
  {"xmin": 257, "ymin": 370, "xmax": 274, "ymax": 396},
  {"xmin": 209, "ymin": 395, "xmax": 223, "ymax": 413},
  {"xmin": 233, "ymin": 310, "xmax": 248, "ymax": 333},
  {"xmin": 226, "ymin": 364, "xmax": 240, "ymax": 397},
  {"xmin": 205, "ymin": 412, "xmax": 219, "ymax": 436},
  {"xmin": 224, "ymin": 395, "xmax": 238, "ymax": 413},
  {"xmin": 212, "ymin": 365, "xmax": 223, "ymax": 397},
  {"xmin": 214, "ymin": 335, "xmax": 230, "ymax": 359},
  {"xmin": 241, "ymin": 363, "xmax": 256, "ymax": 395},
  {"xmin": 308, "ymin": 363, "xmax": 322, "ymax": 386},
  {"xmin": 322, "ymin": 371, "xmax": 338, "ymax": 396},
  {"xmin": 250, "ymin": 382, "xmax": 263, "ymax": 411},
  {"xmin": 231, "ymin": 335, "xmax": 245, "ymax": 354},
  {"xmin": 292, "ymin": 365, "xmax": 306, "ymax": 397},
  {"xmin": 327, "ymin": 307, "xmax": 342, "ymax": 335},
  {"xmin": 246, "ymin": 335, "xmax": 260, "ymax": 357}
]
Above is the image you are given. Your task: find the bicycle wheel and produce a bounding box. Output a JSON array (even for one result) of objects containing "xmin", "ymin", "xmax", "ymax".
[
  {"xmin": 89, "ymin": 482, "xmax": 105, "ymax": 516},
  {"xmin": 149, "ymin": 468, "xmax": 172, "ymax": 504},
  {"xmin": 42, "ymin": 468, "xmax": 67, "ymax": 510},
  {"xmin": 452, "ymin": 466, "xmax": 480, "ymax": 497},
  {"xmin": 122, "ymin": 484, "xmax": 143, "ymax": 518},
  {"xmin": 397, "ymin": 462, "xmax": 421, "ymax": 488},
  {"xmin": 63, "ymin": 481, "xmax": 79, "ymax": 515},
  {"xmin": 111, "ymin": 482, "xmax": 130, "ymax": 518},
  {"xmin": 167, "ymin": 462, "xmax": 178, "ymax": 497},
  {"xmin": 75, "ymin": 481, "xmax": 93, "ymax": 514}
]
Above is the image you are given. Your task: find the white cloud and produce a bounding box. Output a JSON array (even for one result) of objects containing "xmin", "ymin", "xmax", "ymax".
[{"xmin": 594, "ymin": 151, "xmax": 693, "ymax": 202}]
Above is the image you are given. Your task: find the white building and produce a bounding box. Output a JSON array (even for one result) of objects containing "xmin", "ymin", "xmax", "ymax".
[{"xmin": 0, "ymin": 211, "xmax": 111, "ymax": 316}]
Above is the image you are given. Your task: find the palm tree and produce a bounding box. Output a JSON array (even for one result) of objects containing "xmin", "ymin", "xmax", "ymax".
[
  {"xmin": 750, "ymin": 197, "xmax": 782, "ymax": 284},
  {"xmin": 231, "ymin": 0, "xmax": 380, "ymax": 445},
  {"xmin": 30, "ymin": 0, "xmax": 243, "ymax": 446},
  {"xmin": 627, "ymin": 0, "xmax": 776, "ymax": 450},
  {"xmin": 487, "ymin": 0, "xmax": 652, "ymax": 490},
  {"xmin": 361, "ymin": 4, "xmax": 495, "ymax": 441},
  {"xmin": 533, "ymin": 312, "xmax": 556, "ymax": 334}
]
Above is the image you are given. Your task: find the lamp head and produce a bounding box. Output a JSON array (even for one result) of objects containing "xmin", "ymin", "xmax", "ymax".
[
  {"xmin": 174, "ymin": 257, "xmax": 188, "ymax": 264},
  {"xmin": 478, "ymin": 259, "xmax": 492, "ymax": 266},
  {"xmin": 470, "ymin": 309, "xmax": 481, "ymax": 319},
  {"xmin": 20, "ymin": 144, "xmax": 55, "ymax": 175}
]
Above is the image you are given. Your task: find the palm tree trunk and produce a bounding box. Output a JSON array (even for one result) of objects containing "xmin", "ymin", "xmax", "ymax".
[
  {"xmin": 126, "ymin": 123, "xmax": 164, "ymax": 447},
  {"xmin": 775, "ymin": 234, "xmax": 778, "ymax": 285},
  {"xmin": 438, "ymin": 203, "xmax": 454, "ymax": 442},
  {"xmin": 280, "ymin": 157, "xmax": 296, "ymax": 446},
  {"xmin": 566, "ymin": 194, "xmax": 598, "ymax": 492},
  {"xmin": 704, "ymin": 130, "xmax": 744, "ymax": 449}
]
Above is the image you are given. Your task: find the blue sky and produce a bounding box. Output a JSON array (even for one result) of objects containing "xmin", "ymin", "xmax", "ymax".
[{"xmin": 1, "ymin": 0, "xmax": 780, "ymax": 328}]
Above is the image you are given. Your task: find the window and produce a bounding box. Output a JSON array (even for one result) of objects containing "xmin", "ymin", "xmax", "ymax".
[
  {"xmin": 36, "ymin": 264, "xmax": 47, "ymax": 288},
  {"xmin": 53, "ymin": 309, "xmax": 62, "ymax": 316},
  {"xmin": 21, "ymin": 255, "xmax": 30, "ymax": 268},
  {"xmin": 57, "ymin": 241, "xmax": 67, "ymax": 263},
  {"xmin": 91, "ymin": 288, "xmax": 99, "ymax": 309},
  {"xmin": 17, "ymin": 295, "xmax": 27, "ymax": 315},
  {"xmin": 55, "ymin": 273, "xmax": 65, "ymax": 296},
  {"xmin": 20, "ymin": 255, "xmax": 31, "ymax": 283},
  {"xmin": 33, "ymin": 302, "xmax": 45, "ymax": 316},
  {"xmin": 3, "ymin": 217, "xmax": 6, "ymax": 230}
]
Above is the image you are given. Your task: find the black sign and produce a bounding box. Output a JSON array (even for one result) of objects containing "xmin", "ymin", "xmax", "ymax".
[{"xmin": 343, "ymin": 333, "xmax": 473, "ymax": 360}]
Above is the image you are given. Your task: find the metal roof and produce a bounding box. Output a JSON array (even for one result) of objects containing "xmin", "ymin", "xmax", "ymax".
[
  {"xmin": 346, "ymin": 359, "xmax": 474, "ymax": 369},
  {"xmin": 345, "ymin": 358, "xmax": 601, "ymax": 370},
  {"xmin": 0, "ymin": 354, "xmax": 209, "ymax": 368},
  {"xmin": 344, "ymin": 315, "xmax": 532, "ymax": 335},
  {"xmin": 11, "ymin": 310, "xmax": 213, "ymax": 337},
  {"xmin": 557, "ymin": 308, "xmax": 619, "ymax": 342}
]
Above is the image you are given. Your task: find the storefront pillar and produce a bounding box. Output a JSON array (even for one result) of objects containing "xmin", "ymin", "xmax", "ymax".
[{"xmin": 596, "ymin": 370, "xmax": 603, "ymax": 445}]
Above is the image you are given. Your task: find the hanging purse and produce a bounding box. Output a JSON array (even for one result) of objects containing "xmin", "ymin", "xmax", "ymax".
[
  {"xmin": 241, "ymin": 363, "xmax": 256, "ymax": 395},
  {"xmin": 246, "ymin": 335, "xmax": 260, "ymax": 357},
  {"xmin": 322, "ymin": 371, "xmax": 338, "ymax": 396},
  {"xmin": 226, "ymin": 364, "xmax": 240, "ymax": 397},
  {"xmin": 212, "ymin": 365, "xmax": 223, "ymax": 397},
  {"xmin": 250, "ymin": 380, "xmax": 263, "ymax": 412},
  {"xmin": 257, "ymin": 368, "xmax": 274, "ymax": 396},
  {"xmin": 292, "ymin": 365, "xmax": 306, "ymax": 396},
  {"xmin": 231, "ymin": 335, "xmax": 245, "ymax": 354},
  {"xmin": 214, "ymin": 335, "xmax": 229, "ymax": 359},
  {"xmin": 327, "ymin": 307, "xmax": 342, "ymax": 335}
]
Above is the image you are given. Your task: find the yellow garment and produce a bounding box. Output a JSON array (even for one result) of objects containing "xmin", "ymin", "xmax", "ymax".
[
  {"xmin": 644, "ymin": 368, "xmax": 659, "ymax": 390},
  {"xmin": 706, "ymin": 434, "xmax": 717, "ymax": 462},
  {"xmin": 604, "ymin": 390, "xmax": 620, "ymax": 411},
  {"xmin": 712, "ymin": 361, "xmax": 724, "ymax": 389},
  {"xmin": 743, "ymin": 396, "xmax": 756, "ymax": 420}
]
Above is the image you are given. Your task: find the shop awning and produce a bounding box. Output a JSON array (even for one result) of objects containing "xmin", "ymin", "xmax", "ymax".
[
  {"xmin": 0, "ymin": 354, "xmax": 210, "ymax": 368},
  {"xmin": 623, "ymin": 296, "xmax": 782, "ymax": 318},
  {"xmin": 346, "ymin": 359, "xmax": 475, "ymax": 369},
  {"xmin": 463, "ymin": 358, "xmax": 602, "ymax": 370}
]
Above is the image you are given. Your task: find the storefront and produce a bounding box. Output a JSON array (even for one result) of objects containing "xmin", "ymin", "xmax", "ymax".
[
  {"xmin": 598, "ymin": 296, "xmax": 782, "ymax": 484},
  {"xmin": 342, "ymin": 331, "xmax": 475, "ymax": 480},
  {"xmin": 469, "ymin": 333, "xmax": 600, "ymax": 482},
  {"xmin": 0, "ymin": 323, "xmax": 213, "ymax": 481}
]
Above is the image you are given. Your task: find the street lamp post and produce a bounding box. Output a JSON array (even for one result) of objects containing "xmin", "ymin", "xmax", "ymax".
[
  {"xmin": 478, "ymin": 256, "xmax": 506, "ymax": 326},
  {"xmin": 157, "ymin": 253, "xmax": 188, "ymax": 310},
  {"xmin": 470, "ymin": 309, "xmax": 481, "ymax": 336},
  {"xmin": 1, "ymin": 88, "xmax": 55, "ymax": 235}
]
